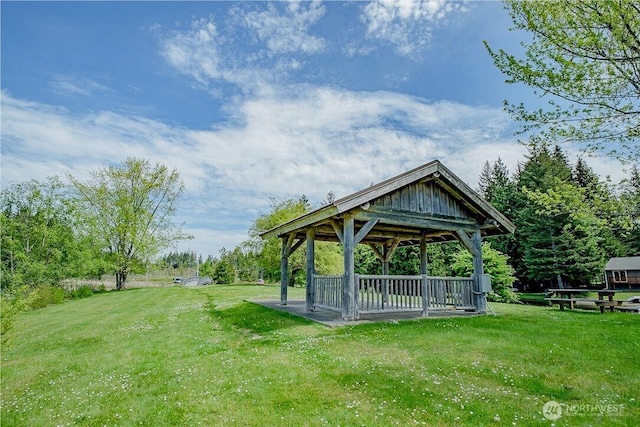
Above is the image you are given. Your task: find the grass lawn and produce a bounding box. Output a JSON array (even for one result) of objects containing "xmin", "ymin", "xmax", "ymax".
[{"xmin": 2, "ymin": 285, "xmax": 638, "ymax": 426}]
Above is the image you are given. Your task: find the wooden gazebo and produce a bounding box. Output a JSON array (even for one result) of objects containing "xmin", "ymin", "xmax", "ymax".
[{"xmin": 260, "ymin": 160, "xmax": 515, "ymax": 321}]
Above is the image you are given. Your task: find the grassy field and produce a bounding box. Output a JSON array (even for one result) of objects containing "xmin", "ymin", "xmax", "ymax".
[{"xmin": 1, "ymin": 285, "xmax": 638, "ymax": 426}]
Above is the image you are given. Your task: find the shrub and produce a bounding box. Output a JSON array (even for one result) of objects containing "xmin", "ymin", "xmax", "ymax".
[
  {"xmin": 0, "ymin": 286, "xmax": 35, "ymax": 347},
  {"xmin": 68, "ymin": 285, "xmax": 94, "ymax": 299},
  {"xmin": 213, "ymin": 260, "xmax": 236, "ymax": 285},
  {"xmin": 451, "ymin": 242, "xmax": 519, "ymax": 303},
  {"xmin": 29, "ymin": 285, "xmax": 65, "ymax": 310}
]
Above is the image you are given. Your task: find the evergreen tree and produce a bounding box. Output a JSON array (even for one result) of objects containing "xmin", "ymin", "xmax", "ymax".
[
  {"xmin": 513, "ymin": 145, "xmax": 612, "ymax": 288},
  {"xmin": 618, "ymin": 165, "xmax": 640, "ymax": 255},
  {"xmin": 513, "ymin": 145, "xmax": 572, "ymax": 288},
  {"xmin": 523, "ymin": 182, "xmax": 606, "ymax": 287},
  {"xmin": 478, "ymin": 158, "xmax": 518, "ymax": 259},
  {"xmin": 478, "ymin": 161, "xmax": 492, "ymax": 197},
  {"xmin": 572, "ymin": 158, "xmax": 600, "ymax": 200}
]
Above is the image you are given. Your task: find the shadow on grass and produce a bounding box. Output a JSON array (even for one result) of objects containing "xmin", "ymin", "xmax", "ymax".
[{"xmin": 205, "ymin": 296, "xmax": 312, "ymax": 335}]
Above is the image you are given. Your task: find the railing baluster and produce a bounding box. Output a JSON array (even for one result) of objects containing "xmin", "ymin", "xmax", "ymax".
[{"xmin": 313, "ymin": 274, "xmax": 473, "ymax": 313}]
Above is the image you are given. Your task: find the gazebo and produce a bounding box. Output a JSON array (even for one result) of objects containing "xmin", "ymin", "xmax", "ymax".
[{"xmin": 260, "ymin": 160, "xmax": 515, "ymax": 321}]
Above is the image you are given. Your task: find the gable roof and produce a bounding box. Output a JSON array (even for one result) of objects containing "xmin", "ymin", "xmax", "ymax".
[
  {"xmin": 260, "ymin": 160, "xmax": 515, "ymax": 245},
  {"xmin": 605, "ymin": 256, "xmax": 640, "ymax": 271}
]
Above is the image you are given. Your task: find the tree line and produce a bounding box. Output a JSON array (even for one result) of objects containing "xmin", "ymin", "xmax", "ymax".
[
  {"xmin": 1, "ymin": 158, "xmax": 190, "ymax": 292},
  {"xmin": 479, "ymin": 145, "xmax": 639, "ymax": 290},
  {"xmin": 3, "ymin": 148, "xmax": 637, "ymax": 298}
]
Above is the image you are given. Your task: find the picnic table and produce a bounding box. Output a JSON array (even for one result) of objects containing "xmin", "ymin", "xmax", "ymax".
[{"xmin": 545, "ymin": 288, "xmax": 622, "ymax": 313}]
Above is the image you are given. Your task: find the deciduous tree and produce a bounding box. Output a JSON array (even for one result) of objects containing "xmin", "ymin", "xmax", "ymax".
[
  {"xmin": 248, "ymin": 197, "xmax": 341, "ymax": 285},
  {"xmin": 70, "ymin": 158, "xmax": 191, "ymax": 290},
  {"xmin": 485, "ymin": 0, "xmax": 640, "ymax": 161},
  {"xmin": 1, "ymin": 178, "xmax": 79, "ymax": 289},
  {"xmin": 452, "ymin": 242, "xmax": 518, "ymax": 303}
]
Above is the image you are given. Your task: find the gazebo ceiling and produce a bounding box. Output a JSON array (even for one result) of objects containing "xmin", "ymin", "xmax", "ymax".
[{"xmin": 260, "ymin": 160, "xmax": 515, "ymax": 246}]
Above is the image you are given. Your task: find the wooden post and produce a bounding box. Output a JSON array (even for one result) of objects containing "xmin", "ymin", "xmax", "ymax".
[
  {"xmin": 306, "ymin": 228, "xmax": 315, "ymax": 311},
  {"xmin": 420, "ymin": 232, "xmax": 428, "ymax": 276},
  {"xmin": 382, "ymin": 249, "xmax": 389, "ymax": 306},
  {"xmin": 471, "ymin": 229, "xmax": 486, "ymax": 313},
  {"xmin": 421, "ymin": 274, "xmax": 429, "ymax": 317},
  {"xmin": 342, "ymin": 215, "xmax": 356, "ymax": 320},
  {"xmin": 280, "ymin": 233, "xmax": 305, "ymax": 306},
  {"xmin": 281, "ymin": 236, "xmax": 290, "ymax": 305}
]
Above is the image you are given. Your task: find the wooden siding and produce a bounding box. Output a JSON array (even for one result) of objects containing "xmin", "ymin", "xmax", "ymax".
[
  {"xmin": 371, "ymin": 181, "xmax": 472, "ymax": 219},
  {"xmin": 260, "ymin": 160, "xmax": 515, "ymax": 243},
  {"xmin": 605, "ymin": 270, "xmax": 640, "ymax": 289}
]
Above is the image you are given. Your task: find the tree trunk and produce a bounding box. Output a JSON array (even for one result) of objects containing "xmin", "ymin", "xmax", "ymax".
[
  {"xmin": 115, "ymin": 271, "xmax": 127, "ymax": 290},
  {"xmin": 288, "ymin": 268, "xmax": 297, "ymax": 287}
]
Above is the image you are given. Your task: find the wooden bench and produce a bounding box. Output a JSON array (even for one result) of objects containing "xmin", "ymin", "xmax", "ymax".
[
  {"xmin": 545, "ymin": 289, "xmax": 588, "ymax": 310},
  {"xmin": 615, "ymin": 305, "xmax": 640, "ymax": 313},
  {"xmin": 593, "ymin": 300, "xmax": 622, "ymax": 308},
  {"xmin": 596, "ymin": 290, "xmax": 616, "ymax": 313},
  {"xmin": 544, "ymin": 297, "xmax": 579, "ymax": 310},
  {"xmin": 545, "ymin": 289, "xmax": 621, "ymax": 313}
]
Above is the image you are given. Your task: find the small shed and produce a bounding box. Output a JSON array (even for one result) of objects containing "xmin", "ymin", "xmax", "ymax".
[
  {"xmin": 604, "ymin": 256, "xmax": 640, "ymax": 290},
  {"xmin": 260, "ymin": 160, "xmax": 515, "ymax": 320}
]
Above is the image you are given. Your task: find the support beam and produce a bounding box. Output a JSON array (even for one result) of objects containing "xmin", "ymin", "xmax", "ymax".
[
  {"xmin": 329, "ymin": 218, "xmax": 344, "ymax": 244},
  {"xmin": 421, "ymin": 274, "xmax": 429, "ymax": 317},
  {"xmin": 455, "ymin": 229, "xmax": 480, "ymax": 258},
  {"xmin": 367, "ymin": 243, "xmax": 385, "ymax": 261},
  {"xmin": 384, "ymin": 238, "xmax": 401, "ymax": 262},
  {"xmin": 342, "ymin": 215, "xmax": 356, "ymax": 320},
  {"xmin": 354, "ymin": 219, "xmax": 379, "ymax": 245},
  {"xmin": 357, "ymin": 208, "xmax": 477, "ymax": 232},
  {"xmin": 382, "ymin": 258, "xmax": 389, "ymax": 305},
  {"xmin": 306, "ymin": 228, "xmax": 315, "ymax": 311},
  {"xmin": 290, "ymin": 238, "xmax": 305, "ymax": 255},
  {"xmin": 284, "ymin": 232, "xmax": 296, "ymax": 253}
]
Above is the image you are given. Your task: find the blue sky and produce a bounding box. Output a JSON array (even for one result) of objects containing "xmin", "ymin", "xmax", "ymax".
[{"xmin": 1, "ymin": 1, "xmax": 627, "ymax": 259}]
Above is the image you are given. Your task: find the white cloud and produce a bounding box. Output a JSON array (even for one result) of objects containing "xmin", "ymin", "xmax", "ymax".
[
  {"xmin": 2, "ymin": 86, "xmax": 522, "ymax": 206},
  {"xmin": 0, "ymin": 92, "xmax": 204, "ymax": 191},
  {"xmin": 161, "ymin": 18, "xmax": 232, "ymax": 86},
  {"xmin": 49, "ymin": 74, "xmax": 110, "ymax": 97},
  {"xmin": 3, "ymin": 83, "xmax": 627, "ymax": 257},
  {"xmin": 161, "ymin": 2, "xmax": 327, "ymax": 92},
  {"xmin": 361, "ymin": 0, "xmax": 467, "ymax": 55},
  {"xmin": 241, "ymin": 1, "xmax": 326, "ymax": 55}
]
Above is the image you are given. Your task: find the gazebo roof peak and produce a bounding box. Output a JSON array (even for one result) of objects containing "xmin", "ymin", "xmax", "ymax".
[{"xmin": 260, "ymin": 159, "xmax": 515, "ymax": 245}]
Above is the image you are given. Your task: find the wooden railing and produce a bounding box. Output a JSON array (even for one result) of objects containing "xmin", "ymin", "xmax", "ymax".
[
  {"xmin": 313, "ymin": 275, "xmax": 343, "ymax": 312},
  {"xmin": 426, "ymin": 276, "xmax": 474, "ymax": 309},
  {"xmin": 358, "ymin": 275, "xmax": 424, "ymax": 313},
  {"xmin": 312, "ymin": 274, "xmax": 475, "ymax": 314}
]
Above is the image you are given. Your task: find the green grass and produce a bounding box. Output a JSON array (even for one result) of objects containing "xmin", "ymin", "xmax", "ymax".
[{"xmin": 2, "ymin": 285, "xmax": 638, "ymax": 426}]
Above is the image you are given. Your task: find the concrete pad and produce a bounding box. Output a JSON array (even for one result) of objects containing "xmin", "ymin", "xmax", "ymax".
[{"xmin": 248, "ymin": 299, "xmax": 480, "ymax": 327}]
